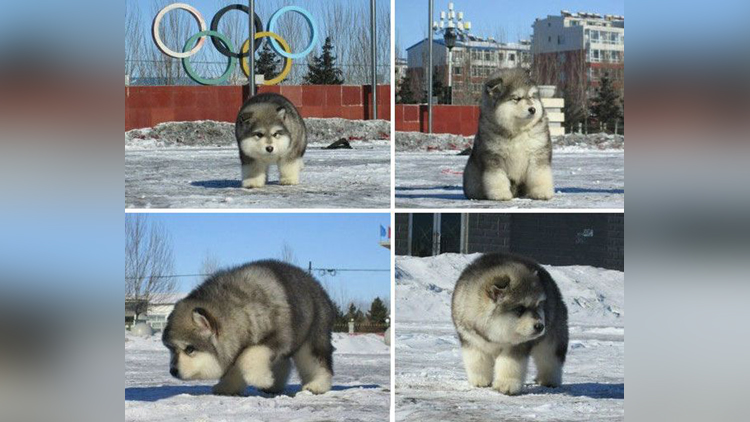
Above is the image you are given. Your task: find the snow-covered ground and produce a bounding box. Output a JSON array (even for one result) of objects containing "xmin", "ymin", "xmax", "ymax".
[
  {"xmin": 125, "ymin": 332, "xmax": 390, "ymax": 422},
  {"xmin": 125, "ymin": 144, "xmax": 390, "ymax": 208},
  {"xmin": 395, "ymin": 150, "xmax": 624, "ymax": 208},
  {"xmin": 395, "ymin": 254, "xmax": 624, "ymax": 421},
  {"xmin": 125, "ymin": 119, "xmax": 391, "ymax": 209}
]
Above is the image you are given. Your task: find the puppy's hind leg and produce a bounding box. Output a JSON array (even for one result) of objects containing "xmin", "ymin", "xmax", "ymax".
[
  {"xmin": 262, "ymin": 357, "xmax": 292, "ymax": 394},
  {"xmin": 532, "ymin": 338, "xmax": 564, "ymax": 387},
  {"xmin": 241, "ymin": 160, "xmax": 268, "ymax": 189},
  {"xmin": 461, "ymin": 346, "xmax": 493, "ymax": 387},
  {"xmin": 293, "ymin": 342, "xmax": 333, "ymax": 394}
]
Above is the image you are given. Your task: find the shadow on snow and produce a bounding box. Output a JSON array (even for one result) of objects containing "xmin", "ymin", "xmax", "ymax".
[{"xmin": 125, "ymin": 384, "xmax": 382, "ymax": 402}]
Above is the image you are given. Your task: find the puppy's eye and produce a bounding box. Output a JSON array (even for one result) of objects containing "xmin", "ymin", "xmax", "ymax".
[
  {"xmin": 514, "ymin": 306, "xmax": 525, "ymax": 317},
  {"xmin": 273, "ymin": 132, "xmax": 282, "ymax": 138},
  {"xmin": 184, "ymin": 345, "xmax": 195, "ymax": 355},
  {"xmin": 253, "ymin": 132, "xmax": 263, "ymax": 139},
  {"xmin": 512, "ymin": 97, "xmax": 521, "ymax": 102}
]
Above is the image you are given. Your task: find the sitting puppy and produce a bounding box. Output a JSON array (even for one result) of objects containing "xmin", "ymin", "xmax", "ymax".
[
  {"xmin": 463, "ymin": 69, "xmax": 554, "ymax": 200},
  {"xmin": 451, "ymin": 253, "xmax": 568, "ymax": 395},
  {"xmin": 235, "ymin": 93, "xmax": 306, "ymax": 188}
]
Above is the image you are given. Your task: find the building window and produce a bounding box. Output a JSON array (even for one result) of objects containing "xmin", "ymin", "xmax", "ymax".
[
  {"xmin": 498, "ymin": 52, "xmax": 504, "ymax": 61},
  {"xmin": 484, "ymin": 51, "xmax": 491, "ymax": 61},
  {"xmin": 509, "ymin": 53, "xmax": 515, "ymax": 61},
  {"xmin": 557, "ymin": 35, "xmax": 565, "ymax": 45},
  {"xmin": 548, "ymin": 36, "xmax": 552, "ymax": 43},
  {"xmin": 454, "ymin": 66, "xmax": 462, "ymax": 75}
]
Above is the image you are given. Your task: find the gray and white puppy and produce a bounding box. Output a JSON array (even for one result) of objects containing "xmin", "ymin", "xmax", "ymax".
[
  {"xmin": 451, "ymin": 253, "xmax": 568, "ymax": 395},
  {"xmin": 463, "ymin": 68, "xmax": 554, "ymax": 200},
  {"xmin": 162, "ymin": 260, "xmax": 335, "ymax": 395},
  {"xmin": 235, "ymin": 93, "xmax": 306, "ymax": 188}
]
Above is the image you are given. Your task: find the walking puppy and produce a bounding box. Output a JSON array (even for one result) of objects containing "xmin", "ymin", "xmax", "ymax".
[
  {"xmin": 235, "ymin": 93, "xmax": 306, "ymax": 188},
  {"xmin": 163, "ymin": 260, "xmax": 335, "ymax": 395},
  {"xmin": 451, "ymin": 253, "xmax": 568, "ymax": 395},
  {"xmin": 463, "ymin": 69, "xmax": 554, "ymax": 200}
]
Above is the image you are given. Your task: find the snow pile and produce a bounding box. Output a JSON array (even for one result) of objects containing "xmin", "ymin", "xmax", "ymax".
[
  {"xmin": 332, "ymin": 333, "xmax": 389, "ymax": 354},
  {"xmin": 553, "ymin": 132, "xmax": 624, "ymax": 151},
  {"xmin": 125, "ymin": 119, "xmax": 390, "ymax": 149},
  {"xmin": 396, "ymin": 253, "xmax": 624, "ymax": 326},
  {"xmin": 395, "ymin": 131, "xmax": 473, "ymax": 152},
  {"xmin": 395, "ymin": 131, "xmax": 624, "ymax": 152}
]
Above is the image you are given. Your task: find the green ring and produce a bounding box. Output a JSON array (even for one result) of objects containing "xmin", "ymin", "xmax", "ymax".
[{"xmin": 182, "ymin": 30, "xmax": 237, "ymax": 85}]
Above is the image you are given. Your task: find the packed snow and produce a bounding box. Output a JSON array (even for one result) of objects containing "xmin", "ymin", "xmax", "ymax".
[
  {"xmin": 125, "ymin": 119, "xmax": 390, "ymax": 209},
  {"xmin": 395, "ymin": 254, "xmax": 624, "ymax": 421},
  {"xmin": 125, "ymin": 332, "xmax": 390, "ymax": 422},
  {"xmin": 396, "ymin": 150, "xmax": 623, "ymax": 209},
  {"xmin": 395, "ymin": 131, "xmax": 624, "ymax": 153}
]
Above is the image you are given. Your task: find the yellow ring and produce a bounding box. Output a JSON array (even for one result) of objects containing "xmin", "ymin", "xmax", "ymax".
[{"xmin": 241, "ymin": 31, "xmax": 293, "ymax": 86}]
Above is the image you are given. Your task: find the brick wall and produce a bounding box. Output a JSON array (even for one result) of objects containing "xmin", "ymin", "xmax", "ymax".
[
  {"xmin": 125, "ymin": 84, "xmax": 391, "ymax": 131},
  {"xmin": 466, "ymin": 214, "xmax": 512, "ymax": 253},
  {"xmin": 395, "ymin": 104, "xmax": 479, "ymax": 136}
]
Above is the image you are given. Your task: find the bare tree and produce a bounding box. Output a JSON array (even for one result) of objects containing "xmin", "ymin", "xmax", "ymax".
[
  {"xmin": 278, "ymin": 241, "xmax": 298, "ymax": 265},
  {"xmin": 125, "ymin": 0, "xmax": 144, "ymax": 79},
  {"xmin": 199, "ymin": 249, "xmax": 222, "ymax": 279},
  {"xmin": 125, "ymin": 215, "xmax": 176, "ymax": 322}
]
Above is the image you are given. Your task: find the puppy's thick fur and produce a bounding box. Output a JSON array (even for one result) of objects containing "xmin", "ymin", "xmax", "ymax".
[
  {"xmin": 463, "ymin": 69, "xmax": 554, "ymax": 200},
  {"xmin": 162, "ymin": 260, "xmax": 335, "ymax": 395},
  {"xmin": 235, "ymin": 93, "xmax": 306, "ymax": 188},
  {"xmin": 451, "ymin": 253, "xmax": 568, "ymax": 395}
]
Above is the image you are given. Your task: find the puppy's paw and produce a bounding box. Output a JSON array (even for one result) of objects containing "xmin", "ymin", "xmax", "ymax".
[
  {"xmin": 212, "ymin": 380, "xmax": 245, "ymax": 396},
  {"xmin": 466, "ymin": 371, "xmax": 492, "ymax": 388},
  {"xmin": 243, "ymin": 371, "xmax": 274, "ymax": 390},
  {"xmin": 534, "ymin": 374, "xmax": 562, "ymax": 388},
  {"xmin": 493, "ymin": 377, "xmax": 524, "ymax": 395},
  {"xmin": 526, "ymin": 188, "xmax": 554, "ymax": 200},
  {"xmin": 484, "ymin": 190, "xmax": 513, "ymax": 201},
  {"xmin": 279, "ymin": 178, "xmax": 299, "ymax": 186},
  {"xmin": 302, "ymin": 377, "xmax": 331, "ymax": 395},
  {"xmin": 241, "ymin": 179, "xmax": 266, "ymax": 189}
]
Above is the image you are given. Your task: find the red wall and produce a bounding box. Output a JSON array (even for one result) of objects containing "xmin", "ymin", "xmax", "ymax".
[
  {"xmin": 395, "ymin": 104, "xmax": 479, "ymax": 136},
  {"xmin": 125, "ymin": 84, "xmax": 390, "ymax": 131}
]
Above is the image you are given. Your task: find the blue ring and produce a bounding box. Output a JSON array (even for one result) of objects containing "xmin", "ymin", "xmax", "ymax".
[{"xmin": 267, "ymin": 6, "xmax": 318, "ymax": 59}]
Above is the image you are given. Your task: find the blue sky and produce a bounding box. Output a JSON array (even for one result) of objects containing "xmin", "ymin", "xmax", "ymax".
[
  {"xmin": 396, "ymin": 0, "xmax": 625, "ymax": 57},
  {"xmin": 143, "ymin": 213, "xmax": 391, "ymax": 304}
]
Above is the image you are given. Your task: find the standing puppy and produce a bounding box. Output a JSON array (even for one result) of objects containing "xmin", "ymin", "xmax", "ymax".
[
  {"xmin": 451, "ymin": 253, "xmax": 568, "ymax": 395},
  {"xmin": 162, "ymin": 260, "xmax": 335, "ymax": 395},
  {"xmin": 463, "ymin": 69, "xmax": 554, "ymax": 200},
  {"xmin": 235, "ymin": 93, "xmax": 306, "ymax": 188}
]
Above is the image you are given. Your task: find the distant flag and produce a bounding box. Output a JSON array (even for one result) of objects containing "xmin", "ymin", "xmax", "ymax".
[{"xmin": 380, "ymin": 225, "xmax": 387, "ymax": 237}]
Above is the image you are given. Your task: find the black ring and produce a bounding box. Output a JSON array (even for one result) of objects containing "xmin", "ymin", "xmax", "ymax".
[{"xmin": 210, "ymin": 4, "xmax": 264, "ymax": 59}]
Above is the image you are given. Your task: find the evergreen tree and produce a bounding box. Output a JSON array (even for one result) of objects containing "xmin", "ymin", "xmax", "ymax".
[
  {"xmin": 589, "ymin": 72, "xmax": 622, "ymax": 133},
  {"xmin": 366, "ymin": 297, "xmax": 388, "ymax": 325},
  {"xmin": 346, "ymin": 303, "xmax": 364, "ymax": 323},
  {"xmin": 397, "ymin": 72, "xmax": 416, "ymax": 104},
  {"xmin": 303, "ymin": 36, "xmax": 344, "ymax": 85},
  {"xmin": 255, "ymin": 42, "xmax": 281, "ymax": 81}
]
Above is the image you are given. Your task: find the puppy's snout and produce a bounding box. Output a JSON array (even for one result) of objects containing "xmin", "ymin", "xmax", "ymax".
[
  {"xmin": 265, "ymin": 146, "xmax": 274, "ymax": 153},
  {"xmin": 528, "ymin": 107, "xmax": 536, "ymax": 115},
  {"xmin": 170, "ymin": 367, "xmax": 179, "ymax": 377},
  {"xmin": 533, "ymin": 322, "xmax": 545, "ymax": 333}
]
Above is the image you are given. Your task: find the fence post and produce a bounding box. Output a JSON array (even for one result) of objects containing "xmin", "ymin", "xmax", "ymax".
[{"xmin": 348, "ymin": 318, "xmax": 355, "ymax": 335}]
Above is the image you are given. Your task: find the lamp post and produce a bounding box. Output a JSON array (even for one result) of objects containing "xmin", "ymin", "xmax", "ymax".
[{"xmin": 433, "ymin": 2, "xmax": 471, "ymax": 105}]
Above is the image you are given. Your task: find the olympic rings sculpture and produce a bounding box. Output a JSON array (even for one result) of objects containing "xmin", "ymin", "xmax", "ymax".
[{"xmin": 152, "ymin": 3, "xmax": 318, "ymax": 86}]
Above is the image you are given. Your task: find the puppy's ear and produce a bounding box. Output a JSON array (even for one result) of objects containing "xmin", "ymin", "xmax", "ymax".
[
  {"xmin": 238, "ymin": 111, "xmax": 253, "ymax": 123},
  {"xmin": 276, "ymin": 106, "xmax": 286, "ymax": 120},
  {"xmin": 486, "ymin": 275, "xmax": 510, "ymax": 302},
  {"xmin": 485, "ymin": 76, "xmax": 504, "ymax": 98},
  {"xmin": 192, "ymin": 308, "xmax": 218, "ymax": 337}
]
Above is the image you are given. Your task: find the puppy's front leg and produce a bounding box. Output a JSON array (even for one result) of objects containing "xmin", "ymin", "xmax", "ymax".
[
  {"xmin": 493, "ymin": 351, "xmax": 528, "ymax": 395},
  {"xmin": 235, "ymin": 345, "xmax": 275, "ymax": 390},
  {"xmin": 278, "ymin": 158, "xmax": 303, "ymax": 186},
  {"xmin": 525, "ymin": 164, "xmax": 554, "ymax": 200},
  {"xmin": 461, "ymin": 346, "xmax": 493, "ymax": 387},
  {"xmin": 482, "ymin": 169, "xmax": 513, "ymax": 201},
  {"xmin": 241, "ymin": 159, "xmax": 268, "ymax": 189},
  {"xmin": 212, "ymin": 364, "xmax": 247, "ymax": 395}
]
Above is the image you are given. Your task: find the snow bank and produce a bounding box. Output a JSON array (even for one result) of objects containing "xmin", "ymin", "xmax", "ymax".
[
  {"xmin": 126, "ymin": 119, "xmax": 390, "ymax": 149},
  {"xmin": 395, "ymin": 131, "xmax": 624, "ymax": 152},
  {"xmin": 396, "ymin": 253, "xmax": 624, "ymax": 326},
  {"xmin": 332, "ymin": 333, "xmax": 389, "ymax": 354}
]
